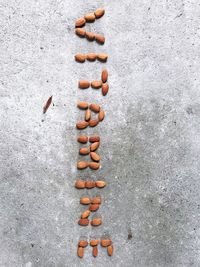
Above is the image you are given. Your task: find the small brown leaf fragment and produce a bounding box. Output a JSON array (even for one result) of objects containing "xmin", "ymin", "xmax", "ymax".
[{"xmin": 43, "ymin": 96, "xmax": 52, "ymax": 114}]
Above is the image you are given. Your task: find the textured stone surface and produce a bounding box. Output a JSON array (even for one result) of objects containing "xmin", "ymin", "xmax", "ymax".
[{"xmin": 1, "ymin": 0, "xmax": 200, "ymax": 266}]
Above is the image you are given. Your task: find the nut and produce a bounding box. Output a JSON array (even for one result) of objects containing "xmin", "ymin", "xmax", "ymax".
[
  {"xmin": 94, "ymin": 8, "xmax": 105, "ymax": 19},
  {"xmin": 89, "ymin": 204, "xmax": 99, "ymax": 212},
  {"xmin": 90, "ymin": 141, "xmax": 100, "ymax": 152},
  {"xmin": 91, "ymin": 80, "xmax": 102, "ymax": 89},
  {"xmin": 95, "ymin": 180, "xmax": 106, "ymax": 188},
  {"xmin": 81, "ymin": 210, "xmax": 90, "ymax": 219},
  {"xmin": 98, "ymin": 110, "xmax": 105, "ymax": 121},
  {"xmin": 93, "ymin": 246, "xmax": 98, "ymax": 257},
  {"xmin": 77, "ymin": 136, "xmax": 88, "ymax": 143},
  {"xmin": 90, "ymin": 152, "xmax": 100, "ymax": 162},
  {"xmin": 75, "ymin": 180, "xmax": 85, "ymax": 189},
  {"xmin": 91, "ymin": 197, "xmax": 101, "ymax": 204},
  {"xmin": 78, "ymin": 240, "xmax": 88, "ymax": 247},
  {"xmin": 76, "ymin": 121, "xmax": 89, "ymax": 129},
  {"xmin": 80, "ymin": 197, "xmax": 91, "ymax": 205},
  {"xmin": 75, "ymin": 18, "xmax": 86, "ymax": 27},
  {"xmin": 89, "ymin": 136, "xmax": 100, "ymax": 143},
  {"xmin": 77, "ymin": 101, "xmax": 88, "ymax": 109},
  {"xmin": 85, "ymin": 181, "xmax": 96, "ymax": 189},
  {"xmin": 78, "ymin": 218, "xmax": 89, "ymax": 226},
  {"xmin": 91, "ymin": 218, "xmax": 102, "ymax": 226},
  {"xmin": 84, "ymin": 13, "xmax": 96, "ymax": 22},
  {"xmin": 75, "ymin": 28, "xmax": 86, "ymax": 37},
  {"xmin": 101, "ymin": 69, "xmax": 108, "ymax": 83},
  {"xmin": 89, "ymin": 103, "xmax": 100, "ymax": 113},
  {"xmin": 77, "ymin": 246, "xmax": 84, "ymax": 258},
  {"xmin": 77, "ymin": 161, "xmax": 89, "ymax": 169},
  {"xmin": 107, "ymin": 245, "xmax": 113, "ymax": 256},
  {"xmin": 101, "ymin": 239, "xmax": 112, "ymax": 247},
  {"xmin": 85, "ymin": 109, "xmax": 91, "ymax": 122},
  {"xmin": 89, "ymin": 162, "xmax": 100, "ymax": 170},
  {"xmin": 86, "ymin": 53, "xmax": 97, "ymax": 61},
  {"xmin": 89, "ymin": 119, "xmax": 99, "ymax": 127},
  {"xmin": 75, "ymin": 54, "xmax": 86, "ymax": 63},
  {"xmin": 102, "ymin": 83, "xmax": 109, "ymax": 96},
  {"xmin": 97, "ymin": 53, "xmax": 108, "ymax": 62},
  {"xmin": 79, "ymin": 80, "xmax": 90, "ymax": 89},
  {"xmin": 79, "ymin": 147, "xmax": 90, "ymax": 155},
  {"xmin": 90, "ymin": 240, "xmax": 99, "ymax": 246},
  {"xmin": 95, "ymin": 34, "xmax": 105, "ymax": 44},
  {"xmin": 85, "ymin": 32, "xmax": 95, "ymax": 41}
]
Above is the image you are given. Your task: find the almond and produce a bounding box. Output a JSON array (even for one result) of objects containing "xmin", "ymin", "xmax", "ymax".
[
  {"xmin": 75, "ymin": 54, "xmax": 86, "ymax": 63},
  {"xmin": 75, "ymin": 180, "xmax": 85, "ymax": 189},
  {"xmin": 89, "ymin": 103, "xmax": 100, "ymax": 113},
  {"xmin": 89, "ymin": 136, "xmax": 100, "ymax": 143},
  {"xmin": 77, "ymin": 136, "xmax": 88, "ymax": 143},
  {"xmin": 75, "ymin": 18, "xmax": 86, "ymax": 27},
  {"xmin": 84, "ymin": 13, "xmax": 96, "ymax": 22},
  {"xmin": 77, "ymin": 246, "xmax": 84, "ymax": 258},
  {"xmin": 79, "ymin": 80, "xmax": 90, "ymax": 89},
  {"xmin": 78, "ymin": 218, "xmax": 89, "ymax": 226},
  {"xmin": 92, "ymin": 246, "xmax": 98, "ymax": 257},
  {"xmin": 75, "ymin": 28, "xmax": 86, "ymax": 37},
  {"xmin": 78, "ymin": 240, "xmax": 88, "ymax": 247},
  {"xmin": 89, "ymin": 204, "xmax": 99, "ymax": 212},
  {"xmin": 79, "ymin": 147, "xmax": 90, "ymax": 155},
  {"xmin": 80, "ymin": 197, "xmax": 91, "ymax": 205},
  {"xmin": 85, "ymin": 181, "xmax": 96, "ymax": 189},
  {"xmin": 91, "ymin": 80, "xmax": 102, "ymax": 89},
  {"xmin": 91, "ymin": 197, "xmax": 101, "ymax": 204},
  {"xmin": 89, "ymin": 119, "xmax": 99, "ymax": 127},
  {"xmin": 89, "ymin": 162, "xmax": 100, "ymax": 170},
  {"xmin": 76, "ymin": 121, "xmax": 88, "ymax": 129},
  {"xmin": 90, "ymin": 152, "xmax": 100, "ymax": 162},
  {"xmin": 95, "ymin": 180, "xmax": 106, "ymax": 188},
  {"xmin": 90, "ymin": 142, "xmax": 100, "ymax": 152},
  {"xmin": 97, "ymin": 53, "xmax": 108, "ymax": 62},
  {"xmin": 101, "ymin": 69, "xmax": 108, "ymax": 83},
  {"xmin": 94, "ymin": 8, "xmax": 105, "ymax": 19},
  {"xmin": 81, "ymin": 210, "xmax": 90, "ymax": 219},
  {"xmin": 85, "ymin": 109, "xmax": 91, "ymax": 122},
  {"xmin": 86, "ymin": 53, "xmax": 97, "ymax": 61},
  {"xmin": 95, "ymin": 34, "xmax": 105, "ymax": 44},
  {"xmin": 77, "ymin": 101, "xmax": 88, "ymax": 109},
  {"xmin": 91, "ymin": 218, "xmax": 102, "ymax": 226},
  {"xmin": 77, "ymin": 161, "xmax": 88, "ymax": 169},
  {"xmin": 90, "ymin": 240, "xmax": 99, "ymax": 246},
  {"xmin": 102, "ymin": 83, "xmax": 109, "ymax": 96},
  {"xmin": 85, "ymin": 32, "xmax": 95, "ymax": 41},
  {"xmin": 101, "ymin": 239, "xmax": 112, "ymax": 247},
  {"xmin": 98, "ymin": 110, "xmax": 105, "ymax": 121},
  {"xmin": 107, "ymin": 245, "xmax": 113, "ymax": 256}
]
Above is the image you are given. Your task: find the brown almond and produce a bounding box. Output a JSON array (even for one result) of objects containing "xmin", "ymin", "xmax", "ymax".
[
  {"xmin": 102, "ymin": 83, "xmax": 109, "ymax": 96},
  {"xmin": 85, "ymin": 109, "xmax": 91, "ymax": 122},
  {"xmin": 84, "ymin": 13, "xmax": 96, "ymax": 22},
  {"xmin": 78, "ymin": 240, "xmax": 88, "ymax": 247},
  {"xmin": 75, "ymin": 180, "xmax": 85, "ymax": 189},
  {"xmin": 89, "ymin": 136, "xmax": 100, "ymax": 143},
  {"xmin": 91, "ymin": 218, "xmax": 102, "ymax": 226},
  {"xmin": 90, "ymin": 141, "xmax": 100, "ymax": 152},
  {"xmin": 90, "ymin": 240, "xmax": 99, "ymax": 246},
  {"xmin": 98, "ymin": 110, "xmax": 105, "ymax": 121},
  {"xmin": 93, "ymin": 246, "xmax": 98, "ymax": 257},
  {"xmin": 89, "ymin": 162, "xmax": 100, "ymax": 170},
  {"xmin": 89, "ymin": 119, "xmax": 99, "ymax": 127},
  {"xmin": 89, "ymin": 204, "xmax": 99, "ymax": 212},
  {"xmin": 75, "ymin": 28, "xmax": 86, "ymax": 37},
  {"xmin": 85, "ymin": 181, "xmax": 96, "ymax": 189},
  {"xmin": 77, "ymin": 101, "xmax": 88, "ymax": 109},
  {"xmin": 77, "ymin": 246, "xmax": 84, "ymax": 258},
  {"xmin": 81, "ymin": 210, "xmax": 90, "ymax": 219},
  {"xmin": 91, "ymin": 197, "xmax": 101, "ymax": 204},
  {"xmin": 97, "ymin": 53, "xmax": 108, "ymax": 62},
  {"xmin": 75, "ymin": 18, "xmax": 86, "ymax": 27},
  {"xmin": 107, "ymin": 245, "xmax": 113, "ymax": 256},
  {"xmin": 89, "ymin": 103, "xmax": 100, "ymax": 113},
  {"xmin": 77, "ymin": 161, "xmax": 88, "ymax": 169},
  {"xmin": 79, "ymin": 147, "xmax": 90, "ymax": 155},
  {"xmin": 78, "ymin": 218, "xmax": 89, "ymax": 226},
  {"xmin": 87, "ymin": 53, "xmax": 97, "ymax": 61},
  {"xmin": 95, "ymin": 34, "xmax": 105, "ymax": 44},
  {"xmin": 85, "ymin": 31, "xmax": 95, "ymax": 41},
  {"xmin": 101, "ymin": 239, "xmax": 112, "ymax": 247},
  {"xmin": 91, "ymin": 80, "xmax": 102, "ymax": 89},
  {"xmin": 94, "ymin": 8, "xmax": 105, "ymax": 19},
  {"xmin": 101, "ymin": 69, "xmax": 108, "ymax": 83},
  {"xmin": 77, "ymin": 136, "xmax": 88, "ymax": 143},
  {"xmin": 79, "ymin": 80, "xmax": 90, "ymax": 89},
  {"xmin": 75, "ymin": 54, "xmax": 86, "ymax": 63},
  {"xmin": 80, "ymin": 197, "xmax": 91, "ymax": 205},
  {"xmin": 90, "ymin": 152, "xmax": 100, "ymax": 162},
  {"xmin": 95, "ymin": 180, "xmax": 106, "ymax": 188},
  {"xmin": 76, "ymin": 121, "xmax": 88, "ymax": 129}
]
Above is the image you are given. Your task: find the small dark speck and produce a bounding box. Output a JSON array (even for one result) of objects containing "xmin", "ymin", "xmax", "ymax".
[
  {"xmin": 194, "ymin": 228, "xmax": 196, "ymax": 231},
  {"xmin": 186, "ymin": 107, "xmax": 193, "ymax": 115},
  {"xmin": 173, "ymin": 121, "xmax": 176, "ymax": 125},
  {"xmin": 40, "ymin": 47, "xmax": 44, "ymax": 50},
  {"xmin": 46, "ymin": 80, "xmax": 49, "ymax": 83},
  {"xmin": 31, "ymin": 243, "xmax": 34, "ymax": 247},
  {"xmin": 41, "ymin": 119, "xmax": 44, "ymax": 122},
  {"xmin": 148, "ymin": 7, "xmax": 151, "ymax": 11},
  {"xmin": 53, "ymin": 103, "xmax": 55, "ymax": 106},
  {"xmin": 20, "ymin": 203, "xmax": 24, "ymax": 207},
  {"xmin": 128, "ymin": 233, "xmax": 132, "ymax": 240}
]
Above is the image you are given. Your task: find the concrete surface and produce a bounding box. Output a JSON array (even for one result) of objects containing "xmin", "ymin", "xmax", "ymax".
[{"xmin": 1, "ymin": 0, "xmax": 200, "ymax": 266}]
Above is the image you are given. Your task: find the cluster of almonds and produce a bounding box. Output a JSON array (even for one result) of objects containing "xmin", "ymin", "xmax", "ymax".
[
  {"xmin": 79, "ymin": 69, "xmax": 109, "ymax": 96},
  {"xmin": 77, "ymin": 239, "xmax": 113, "ymax": 258},
  {"xmin": 75, "ymin": 180, "xmax": 106, "ymax": 189},
  {"xmin": 76, "ymin": 103, "xmax": 105, "ymax": 130},
  {"xmin": 75, "ymin": 53, "xmax": 108, "ymax": 63}
]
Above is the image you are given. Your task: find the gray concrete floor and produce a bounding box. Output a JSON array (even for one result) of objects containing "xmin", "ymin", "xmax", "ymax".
[{"xmin": 1, "ymin": 0, "xmax": 200, "ymax": 266}]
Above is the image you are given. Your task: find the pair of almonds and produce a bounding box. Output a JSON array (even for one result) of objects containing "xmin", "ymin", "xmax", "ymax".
[
  {"xmin": 75, "ymin": 180, "xmax": 106, "ymax": 189},
  {"xmin": 75, "ymin": 53, "xmax": 108, "ymax": 63},
  {"xmin": 77, "ymin": 135, "xmax": 100, "ymax": 143},
  {"xmin": 75, "ymin": 8, "xmax": 105, "ymax": 27},
  {"xmin": 79, "ymin": 141, "xmax": 99, "ymax": 154},
  {"xmin": 78, "ymin": 217, "xmax": 102, "ymax": 226},
  {"xmin": 79, "ymin": 80, "xmax": 102, "ymax": 90},
  {"xmin": 77, "ymin": 161, "xmax": 100, "ymax": 170},
  {"xmin": 101, "ymin": 69, "xmax": 109, "ymax": 96},
  {"xmin": 77, "ymin": 102, "xmax": 101, "ymax": 112},
  {"xmin": 76, "ymin": 29, "xmax": 105, "ymax": 44},
  {"xmin": 80, "ymin": 196, "xmax": 101, "ymax": 205},
  {"xmin": 79, "ymin": 149, "xmax": 100, "ymax": 162}
]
